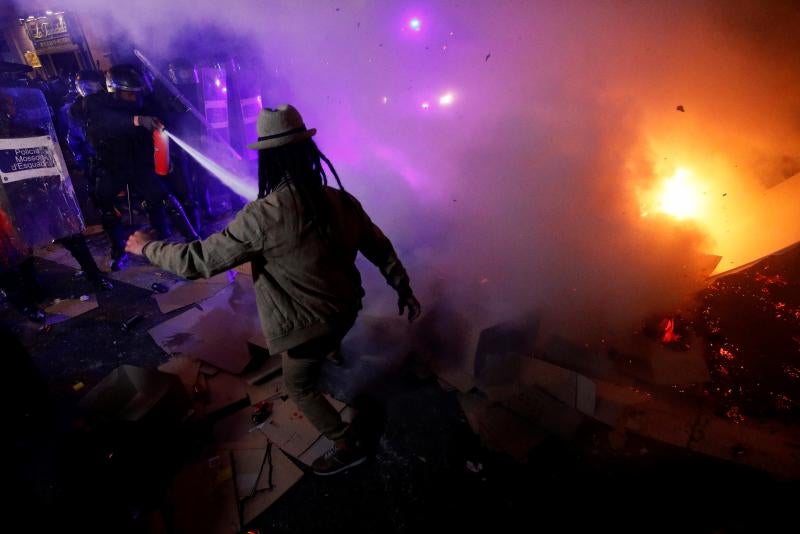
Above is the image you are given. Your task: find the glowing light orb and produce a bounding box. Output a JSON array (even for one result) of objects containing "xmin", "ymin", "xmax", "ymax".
[
  {"xmin": 438, "ymin": 92, "xmax": 454, "ymax": 106},
  {"xmin": 421, "ymin": 101, "xmax": 430, "ymax": 110},
  {"xmin": 657, "ymin": 168, "xmax": 702, "ymax": 220},
  {"xmin": 382, "ymin": 96, "xmax": 389, "ymax": 104},
  {"xmin": 409, "ymin": 18, "xmax": 421, "ymax": 31},
  {"xmin": 214, "ymin": 78, "xmax": 221, "ymax": 88}
]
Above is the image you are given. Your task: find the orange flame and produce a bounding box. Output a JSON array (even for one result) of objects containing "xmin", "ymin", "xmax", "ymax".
[{"xmin": 659, "ymin": 318, "xmax": 681, "ymax": 343}]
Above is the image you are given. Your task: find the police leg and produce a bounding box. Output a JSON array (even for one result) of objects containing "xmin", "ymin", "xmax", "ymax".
[
  {"xmin": 58, "ymin": 233, "xmax": 113, "ymax": 289},
  {"xmin": 166, "ymin": 155, "xmax": 203, "ymax": 237},
  {"xmin": 137, "ymin": 172, "xmax": 199, "ymax": 241},
  {"xmin": 143, "ymin": 198, "xmax": 171, "ymax": 240},
  {"xmin": 94, "ymin": 169, "xmax": 127, "ymax": 270},
  {"xmin": 132, "ymin": 170, "xmax": 171, "ymax": 239},
  {"xmin": 164, "ymin": 194, "xmax": 200, "ymax": 241},
  {"xmin": 1, "ymin": 258, "xmax": 46, "ymax": 322}
]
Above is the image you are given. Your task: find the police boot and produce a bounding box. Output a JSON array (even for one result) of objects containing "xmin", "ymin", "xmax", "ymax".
[
  {"xmin": 16, "ymin": 258, "xmax": 46, "ymax": 322},
  {"xmin": 144, "ymin": 201, "xmax": 172, "ymax": 240},
  {"xmin": 60, "ymin": 235, "xmax": 114, "ymax": 290},
  {"xmin": 165, "ymin": 194, "xmax": 200, "ymax": 241},
  {"xmin": 60, "ymin": 234, "xmax": 97, "ymax": 277},
  {"xmin": 110, "ymin": 247, "xmax": 127, "ymax": 272},
  {"xmin": 101, "ymin": 211, "xmax": 127, "ymax": 271}
]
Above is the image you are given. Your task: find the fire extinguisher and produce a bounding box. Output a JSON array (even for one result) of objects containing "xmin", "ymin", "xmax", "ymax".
[{"xmin": 153, "ymin": 129, "xmax": 170, "ymax": 176}]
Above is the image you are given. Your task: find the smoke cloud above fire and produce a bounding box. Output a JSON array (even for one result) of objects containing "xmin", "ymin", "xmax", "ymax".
[{"xmin": 23, "ymin": 0, "xmax": 800, "ymax": 342}]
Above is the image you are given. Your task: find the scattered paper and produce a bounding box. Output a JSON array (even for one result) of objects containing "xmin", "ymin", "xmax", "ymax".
[
  {"xmin": 154, "ymin": 271, "xmax": 235, "ymax": 314},
  {"xmin": 148, "ymin": 277, "xmax": 261, "ymax": 373},
  {"xmin": 214, "ymin": 407, "xmax": 271, "ymax": 451},
  {"xmin": 233, "ymin": 447, "xmax": 304, "ymax": 524},
  {"xmin": 247, "ymin": 375, "xmax": 286, "ymax": 404},
  {"xmin": 157, "ymin": 355, "xmax": 202, "ymax": 391},
  {"xmin": 44, "ymin": 294, "xmax": 98, "ymax": 324},
  {"xmin": 254, "ymin": 394, "xmax": 347, "ymax": 458},
  {"xmin": 109, "ymin": 259, "xmax": 183, "ymax": 291},
  {"xmin": 233, "ymin": 448, "xmax": 273, "ymax": 498}
]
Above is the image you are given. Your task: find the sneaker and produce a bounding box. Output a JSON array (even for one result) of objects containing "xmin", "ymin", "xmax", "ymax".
[
  {"xmin": 312, "ymin": 439, "xmax": 367, "ymax": 476},
  {"xmin": 110, "ymin": 253, "xmax": 128, "ymax": 272},
  {"xmin": 86, "ymin": 270, "xmax": 114, "ymax": 290}
]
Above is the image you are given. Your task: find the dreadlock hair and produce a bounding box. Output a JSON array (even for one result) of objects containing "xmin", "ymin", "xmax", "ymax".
[{"xmin": 257, "ymin": 138, "xmax": 345, "ymax": 234}]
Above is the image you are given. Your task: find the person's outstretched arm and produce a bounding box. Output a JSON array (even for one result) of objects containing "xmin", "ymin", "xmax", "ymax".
[{"xmin": 125, "ymin": 204, "xmax": 263, "ymax": 279}]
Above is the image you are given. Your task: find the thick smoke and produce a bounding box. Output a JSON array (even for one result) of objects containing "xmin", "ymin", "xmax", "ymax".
[{"xmin": 24, "ymin": 0, "xmax": 800, "ymax": 343}]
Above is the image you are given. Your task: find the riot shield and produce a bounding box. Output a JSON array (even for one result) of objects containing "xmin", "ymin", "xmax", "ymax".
[
  {"xmin": 199, "ymin": 65, "xmax": 230, "ymax": 145},
  {"xmin": 0, "ymin": 87, "xmax": 84, "ymax": 269}
]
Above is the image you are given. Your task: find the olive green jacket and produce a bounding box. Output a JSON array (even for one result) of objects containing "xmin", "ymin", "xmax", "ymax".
[{"xmin": 143, "ymin": 183, "xmax": 411, "ymax": 353}]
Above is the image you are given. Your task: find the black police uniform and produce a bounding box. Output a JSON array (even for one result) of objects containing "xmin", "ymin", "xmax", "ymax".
[{"xmin": 83, "ymin": 89, "xmax": 199, "ymax": 264}]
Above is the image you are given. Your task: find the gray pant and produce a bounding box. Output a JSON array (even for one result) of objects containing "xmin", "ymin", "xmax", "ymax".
[{"xmin": 282, "ymin": 326, "xmax": 351, "ymax": 441}]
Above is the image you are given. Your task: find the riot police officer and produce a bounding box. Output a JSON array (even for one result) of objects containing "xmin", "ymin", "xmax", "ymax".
[
  {"xmin": 65, "ymin": 70, "xmax": 104, "ymax": 178},
  {"xmin": 1, "ymin": 87, "xmax": 111, "ymax": 319},
  {"xmin": 54, "ymin": 71, "xmax": 115, "ymax": 288},
  {"xmin": 83, "ymin": 64, "xmax": 199, "ymax": 270},
  {"xmin": 61, "ymin": 71, "xmax": 103, "ymax": 217}
]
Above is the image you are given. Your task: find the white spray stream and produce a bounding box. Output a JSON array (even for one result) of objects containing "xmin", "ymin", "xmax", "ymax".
[{"xmin": 163, "ymin": 130, "xmax": 258, "ymax": 200}]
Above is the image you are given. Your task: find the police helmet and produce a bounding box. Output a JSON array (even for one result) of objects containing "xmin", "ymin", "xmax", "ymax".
[
  {"xmin": 75, "ymin": 70, "xmax": 105, "ymax": 97},
  {"xmin": 106, "ymin": 65, "xmax": 145, "ymax": 93}
]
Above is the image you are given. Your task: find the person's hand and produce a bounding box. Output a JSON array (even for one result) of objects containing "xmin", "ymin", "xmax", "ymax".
[
  {"xmin": 125, "ymin": 230, "xmax": 154, "ymax": 256},
  {"xmin": 134, "ymin": 115, "xmax": 164, "ymax": 131},
  {"xmin": 398, "ymin": 294, "xmax": 422, "ymax": 323}
]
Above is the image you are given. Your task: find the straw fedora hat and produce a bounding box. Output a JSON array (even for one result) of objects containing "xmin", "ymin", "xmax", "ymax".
[{"xmin": 247, "ymin": 104, "xmax": 317, "ymax": 150}]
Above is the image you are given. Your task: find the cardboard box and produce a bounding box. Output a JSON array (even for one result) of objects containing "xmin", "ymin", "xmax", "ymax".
[{"xmin": 80, "ymin": 365, "xmax": 189, "ymax": 424}]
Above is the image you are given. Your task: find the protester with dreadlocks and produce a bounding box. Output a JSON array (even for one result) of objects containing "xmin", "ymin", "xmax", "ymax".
[{"xmin": 125, "ymin": 104, "xmax": 421, "ymax": 475}]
